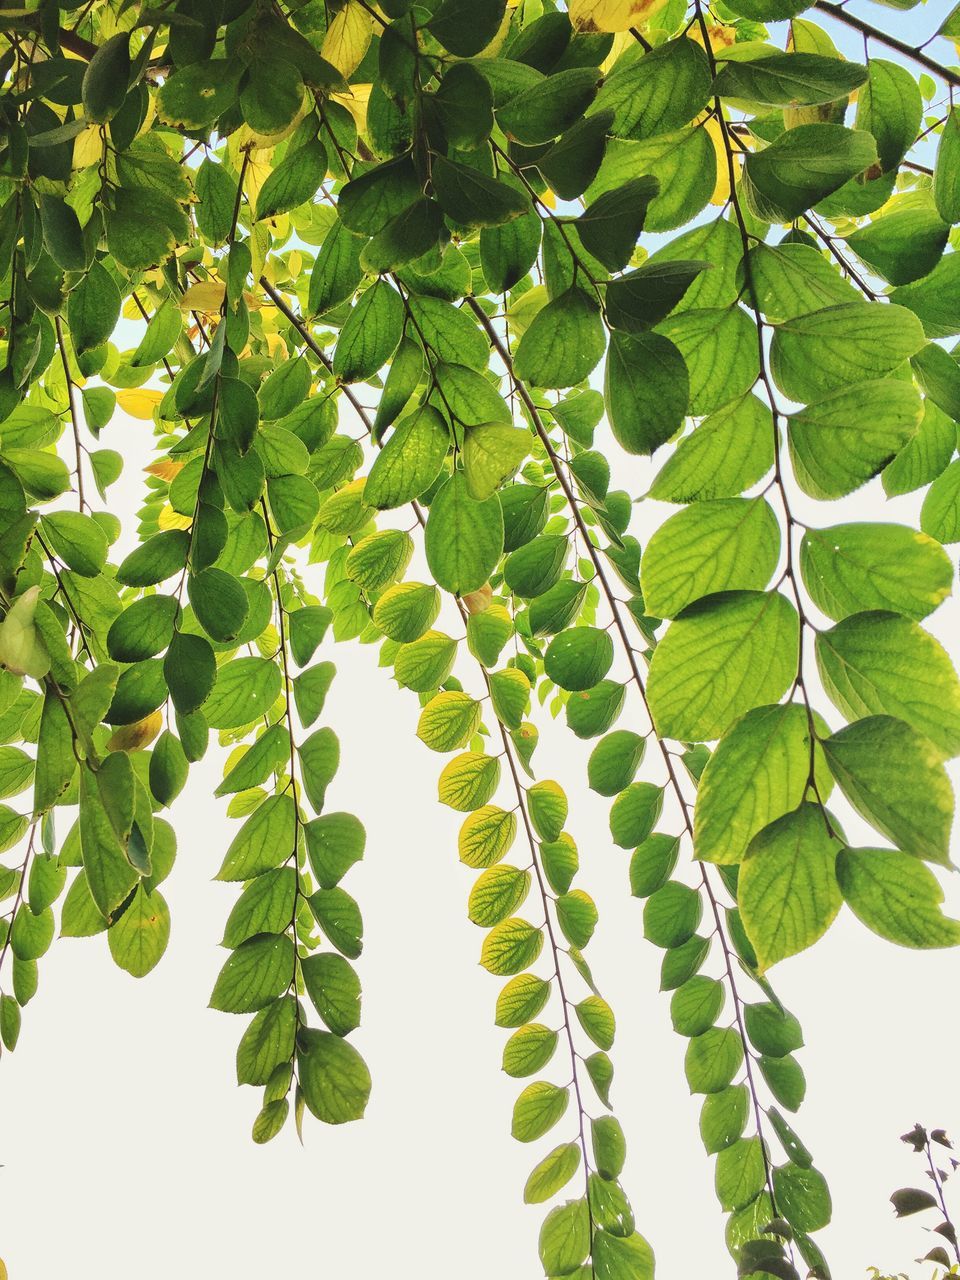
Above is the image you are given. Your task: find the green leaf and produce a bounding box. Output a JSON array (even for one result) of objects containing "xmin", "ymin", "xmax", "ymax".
[
  {"xmin": 685, "ymin": 1025, "xmax": 744, "ymax": 1094},
  {"xmin": 716, "ymin": 1137, "xmax": 767, "ymax": 1213},
  {"xmin": 787, "ymin": 379, "xmax": 922, "ymax": 500},
  {"xmin": 715, "ymin": 51, "xmax": 867, "ymax": 106},
  {"xmin": 459, "ymin": 805, "xmax": 517, "ymax": 869},
  {"xmin": 643, "ymin": 881, "xmax": 701, "ymax": 949},
  {"xmin": 640, "ymin": 498, "xmax": 780, "ymax": 619},
  {"xmin": 656, "ymin": 305, "xmax": 758, "ymax": 417},
  {"xmin": 695, "ymin": 704, "xmax": 831, "ymax": 866},
  {"xmin": 649, "ymin": 393, "xmax": 772, "ymax": 503},
  {"xmin": 922, "ymin": 459, "xmax": 960, "ymax": 545},
  {"xmin": 302, "ymin": 952, "xmax": 362, "ymax": 1035},
  {"xmin": 203, "ymin": 657, "xmax": 282, "ymax": 731},
  {"xmin": 82, "ymin": 32, "xmax": 130, "ymax": 123},
  {"xmin": 544, "ymin": 627, "xmax": 614, "ymax": 692},
  {"xmin": 235, "ymin": 996, "xmax": 296, "ymax": 1086},
  {"xmin": 256, "ymin": 139, "xmax": 327, "ymax": 222},
  {"xmin": 670, "ymin": 975, "xmax": 724, "ymax": 1038},
  {"xmin": 739, "ymin": 803, "xmax": 844, "ymax": 969},
  {"xmin": 821, "ymin": 716, "xmax": 954, "ymax": 864},
  {"xmin": 593, "ymin": 1229, "xmax": 655, "ymax": 1280},
  {"xmin": 934, "ymin": 108, "xmax": 960, "ymax": 224},
  {"xmin": 502, "ymin": 1022, "xmax": 558, "ymax": 1076},
  {"xmin": 629, "ymin": 834, "xmax": 680, "ymax": 899},
  {"xmin": 514, "ymin": 287, "xmax": 605, "ymax": 389},
  {"xmin": 299, "ymin": 727, "xmax": 340, "ymax": 813},
  {"xmin": 799, "ymin": 522, "xmax": 952, "ymax": 622},
  {"xmin": 417, "ymin": 691, "xmax": 482, "ymax": 752},
  {"xmin": 332, "ymin": 281, "xmax": 403, "ymax": 383},
  {"xmin": 425, "ymin": 472, "xmax": 504, "ymax": 595},
  {"xmin": 480, "ymin": 916, "xmax": 543, "ymax": 974},
  {"xmin": 297, "ymin": 1026, "xmax": 371, "ymax": 1124},
  {"xmin": 428, "ymin": 0, "xmax": 506, "ymax": 56},
  {"xmin": 309, "ymin": 886, "xmax": 362, "ymax": 958},
  {"xmin": 700, "ymin": 1086, "xmax": 749, "ymax": 1154},
  {"xmin": 610, "ymin": 783, "xmax": 663, "ymax": 850},
  {"xmin": 855, "ymin": 57, "xmax": 921, "ymax": 172},
  {"xmin": 365, "ymin": 406, "xmax": 450, "ymax": 509},
  {"xmin": 538, "ymin": 1199, "xmax": 590, "ymax": 1275},
  {"xmin": 604, "ymin": 331, "xmax": 688, "ymax": 456},
  {"xmin": 836, "ymin": 847, "xmax": 960, "ymax": 948},
  {"xmin": 566, "ymin": 679, "xmax": 626, "ymax": 740},
  {"xmin": 216, "ymin": 794, "xmax": 296, "ymax": 881},
  {"xmin": 373, "ymin": 582, "xmax": 440, "ymax": 643},
  {"xmin": 647, "ymin": 591, "xmax": 799, "ymax": 742},
  {"xmin": 116, "ymin": 529, "xmax": 190, "ymax": 587},
  {"xmin": 773, "ymin": 1163, "xmax": 832, "ymax": 1233},
  {"xmin": 67, "ymin": 261, "xmax": 121, "ymax": 356},
  {"xmin": 588, "ymin": 731, "xmax": 645, "ymax": 797},
  {"xmin": 432, "ymin": 155, "xmax": 531, "ymax": 228},
  {"xmin": 742, "ymin": 124, "xmax": 876, "ymax": 221},
  {"xmin": 592, "ymin": 34, "xmax": 710, "ymax": 139},
  {"xmin": 210, "ymin": 932, "xmax": 294, "ymax": 1013},
  {"xmin": 462, "ymin": 424, "xmax": 529, "ymax": 500},
  {"xmin": 511, "ymin": 1080, "xmax": 569, "ymax": 1142},
  {"xmin": 304, "ymin": 812, "xmax": 366, "ymax": 889},
  {"xmin": 222, "ymin": 868, "xmax": 296, "ymax": 949},
  {"xmin": 361, "ymin": 199, "xmax": 445, "ymax": 275},
  {"xmin": 157, "ymin": 60, "xmax": 240, "ymax": 129},
  {"xmin": 816, "ymin": 612, "xmax": 960, "ymax": 758},
  {"xmin": 108, "ymin": 886, "xmax": 170, "ymax": 978},
  {"xmin": 845, "ymin": 201, "xmax": 949, "ymax": 286},
  {"xmin": 524, "ymin": 1142, "xmax": 582, "ymax": 1204},
  {"xmin": 576, "ymin": 177, "xmax": 659, "ymax": 273},
  {"xmin": 605, "ymin": 259, "xmax": 710, "ymax": 333},
  {"xmin": 770, "ymin": 301, "xmax": 925, "ymax": 404},
  {"xmin": 744, "ymin": 1002, "xmax": 803, "ymax": 1057},
  {"xmin": 39, "ymin": 195, "xmax": 86, "ymax": 271}
]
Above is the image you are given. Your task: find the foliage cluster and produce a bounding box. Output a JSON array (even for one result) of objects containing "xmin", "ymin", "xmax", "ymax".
[{"xmin": 1, "ymin": 0, "xmax": 960, "ymax": 1274}]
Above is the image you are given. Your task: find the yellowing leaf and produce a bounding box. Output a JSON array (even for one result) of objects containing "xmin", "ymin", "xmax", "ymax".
[
  {"xmin": 0, "ymin": 586, "xmax": 50, "ymax": 680},
  {"xmin": 158, "ymin": 504, "xmax": 192, "ymax": 531},
  {"xmin": 332, "ymin": 83, "xmax": 372, "ymax": 133},
  {"xmin": 568, "ymin": 0, "xmax": 668, "ymax": 33},
  {"xmin": 179, "ymin": 281, "xmax": 226, "ymax": 313},
  {"xmin": 704, "ymin": 115, "xmax": 734, "ymax": 206},
  {"xmin": 73, "ymin": 125, "xmax": 102, "ymax": 169},
  {"xmin": 322, "ymin": 1, "xmax": 373, "ymax": 78},
  {"xmin": 108, "ymin": 710, "xmax": 163, "ymax": 753},
  {"xmin": 145, "ymin": 458, "xmax": 184, "ymax": 481},
  {"xmin": 117, "ymin": 389, "xmax": 164, "ymax": 420}
]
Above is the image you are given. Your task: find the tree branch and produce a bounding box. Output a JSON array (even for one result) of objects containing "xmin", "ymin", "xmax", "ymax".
[{"xmin": 814, "ymin": 1, "xmax": 960, "ymax": 87}]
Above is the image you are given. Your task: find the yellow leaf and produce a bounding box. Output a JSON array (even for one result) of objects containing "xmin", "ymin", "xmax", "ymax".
[
  {"xmin": 704, "ymin": 115, "xmax": 733, "ymax": 206},
  {"xmin": 158, "ymin": 504, "xmax": 192, "ymax": 531},
  {"xmin": 462, "ymin": 584, "xmax": 493, "ymax": 614},
  {"xmin": 108, "ymin": 710, "xmax": 163, "ymax": 753},
  {"xmin": 600, "ymin": 30, "xmax": 632, "ymax": 72},
  {"xmin": 145, "ymin": 458, "xmax": 184, "ymax": 481},
  {"xmin": 322, "ymin": 1, "xmax": 373, "ymax": 78},
  {"xmin": 72, "ymin": 124, "xmax": 102, "ymax": 170},
  {"xmin": 179, "ymin": 281, "xmax": 226, "ymax": 313},
  {"xmin": 117, "ymin": 388, "xmax": 164, "ymax": 420},
  {"xmin": 568, "ymin": 0, "xmax": 668, "ymax": 32},
  {"xmin": 332, "ymin": 83, "xmax": 372, "ymax": 133},
  {"xmin": 690, "ymin": 21, "xmax": 737, "ymax": 51}
]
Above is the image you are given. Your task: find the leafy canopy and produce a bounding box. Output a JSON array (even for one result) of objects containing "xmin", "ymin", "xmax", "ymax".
[{"xmin": 1, "ymin": 0, "xmax": 959, "ymax": 1276}]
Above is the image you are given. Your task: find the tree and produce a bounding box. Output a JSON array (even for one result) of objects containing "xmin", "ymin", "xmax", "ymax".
[{"xmin": 0, "ymin": 0, "xmax": 958, "ymax": 1273}]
